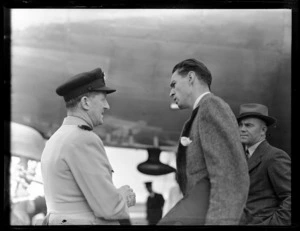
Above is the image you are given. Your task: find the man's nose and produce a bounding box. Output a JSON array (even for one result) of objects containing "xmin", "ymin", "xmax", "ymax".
[
  {"xmin": 239, "ymin": 124, "xmax": 246, "ymax": 132},
  {"xmin": 104, "ymin": 100, "xmax": 110, "ymax": 110},
  {"xmin": 169, "ymin": 89, "xmax": 175, "ymax": 98}
]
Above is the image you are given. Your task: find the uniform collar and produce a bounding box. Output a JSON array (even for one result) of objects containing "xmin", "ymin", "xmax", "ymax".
[
  {"xmin": 149, "ymin": 192, "xmax": 155, "ymax": 198},
  {"xmin": 63, "ymin": 115, "xmax": 93, "ymax": 129}
]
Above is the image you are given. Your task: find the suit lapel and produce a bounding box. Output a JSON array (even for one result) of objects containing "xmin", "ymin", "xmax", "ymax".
[
  {"xmin": 176, "ymin": 106, "xmax": 200, "ymax": 195},
  {"xmin": 176, "ymin": 93, "xmax": 212, "ymax": 195},
  {"xmin": 248, "ymin": 140, "xmax": 268, "ymax": 172},
  {"xmin": 180, "ymin": 93, "xmax": 212, "ymax": 137},
  {"xmin": 181, "ymin": 106, "xmax": 200, "ymax": 137}
]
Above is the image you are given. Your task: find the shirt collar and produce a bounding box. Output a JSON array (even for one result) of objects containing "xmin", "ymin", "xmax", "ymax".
[
  {"xmin": 246, "ymin": 139, "xmax": 265, "ymax": 158},
  {"xmin": 193, "ymin": 91, "xmax": 211, "ymax": 110},
  {"xmin": 149, "ymin": 192, "xmax": 155, "ymax": 198}
]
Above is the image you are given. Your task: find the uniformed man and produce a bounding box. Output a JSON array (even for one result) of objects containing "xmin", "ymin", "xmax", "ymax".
[
  {"xmin": 145, "ymin": 182, "xmax": 165, "ymax": 225},
  {"xmin": 41, "ymin": 68, "xmax": 136, "ymax": 225}
]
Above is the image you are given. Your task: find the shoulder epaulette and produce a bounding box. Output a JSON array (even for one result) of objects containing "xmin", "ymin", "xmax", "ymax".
[{"xmin": 78, "ymin": 125, "xmax": 93, "ymax": 131}]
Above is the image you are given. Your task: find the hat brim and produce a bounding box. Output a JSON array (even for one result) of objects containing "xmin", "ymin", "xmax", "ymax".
[
  {"xmin": 93, "ymin": 86, "xmax": 116, "ymax": 94},
  {"xmin": 237, "ymin": 112, "xmax": 277, "ymax": 127}
]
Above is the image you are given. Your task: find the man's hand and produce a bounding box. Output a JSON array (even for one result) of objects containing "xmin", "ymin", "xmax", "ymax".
[{"xmin": 118, "ymin": 185, "xmax": 136, "ymax": 207}]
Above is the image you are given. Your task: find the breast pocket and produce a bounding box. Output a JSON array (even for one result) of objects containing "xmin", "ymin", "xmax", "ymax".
[{"xmin": 186, "ymin": 145, "xmax": 205, "ymax": 175}]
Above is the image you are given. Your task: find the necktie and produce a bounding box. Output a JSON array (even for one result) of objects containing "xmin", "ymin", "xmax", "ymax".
[{"xmin": 245, "ymin": 149, "xmax": 250, "ymax": 159}]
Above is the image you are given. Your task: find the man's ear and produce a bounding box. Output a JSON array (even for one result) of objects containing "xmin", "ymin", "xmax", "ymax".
[
  {"xmin": 261, "ymin": 124, "xmax": 268, "ymax": 136},
  {"xmin": 188, "ymin": 71, "xmax": 196, "ymax": 85},
  {"xmin": 262, "ymin": 125, "xmax": 268, "ymax": 133},
  {"xmin": 80, "ymin": 96, "xmax": 90, "ymax": 110}
]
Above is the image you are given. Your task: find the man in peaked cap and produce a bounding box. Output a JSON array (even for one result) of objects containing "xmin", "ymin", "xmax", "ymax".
[
  {"xmin": 41, "ymin": 68, "xmax": 136, "ymax": 225},
  {"xmin": 144, "ymin": 182, "xmax": 165, "ymax": 225},
  {"xmin": 237, "ymin": 103, "xmax": 291, "ymax": 225}
]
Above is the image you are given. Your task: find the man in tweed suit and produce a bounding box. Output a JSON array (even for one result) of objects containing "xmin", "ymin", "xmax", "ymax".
[
  {"xmin": 237, "ymin": 103, "xmax": 291, "ymax": 225},
  {"xmin": 158, "ymin": 58, "xmax": 249, "ymax": 225}
]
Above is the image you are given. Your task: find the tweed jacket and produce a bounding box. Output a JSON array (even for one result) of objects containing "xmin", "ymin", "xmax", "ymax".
[
  {"xmin": 41, "ymin": 116, "xmax": 129, "ymax": 225},
  {"xmin": 240, "ymin": 140, "xmax": 291, "ymax": 225},
  {"xmin": 161, "ymin": 93, "xmax": 249, "ymax": 225}
]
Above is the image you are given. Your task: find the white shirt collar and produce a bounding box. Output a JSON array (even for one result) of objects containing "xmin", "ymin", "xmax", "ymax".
[
  {"xmin": 193, "ymin": 91, "xmax": 211, "ymax": 110},
  {"xmin": 246, "ymin": 139, "xmax": 265, "ymax": 158},
  {"xmin": 149, "ymin": 192, "xmax": 155, "ymax": 198}
]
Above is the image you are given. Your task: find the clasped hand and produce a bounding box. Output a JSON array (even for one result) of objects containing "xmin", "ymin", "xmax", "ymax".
[{"xmin": 118, "ymin": 185, "xmax": 136, "ymax": 207}]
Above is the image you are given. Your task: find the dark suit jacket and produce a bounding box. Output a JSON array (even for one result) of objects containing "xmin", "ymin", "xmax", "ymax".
[
  {"xmin": 240, "ymin": 140, "xmax": 291, "ymax": 225},
  {"xmin": 159, "ymin": 93, "xmax": 250, "ymax": 225}
]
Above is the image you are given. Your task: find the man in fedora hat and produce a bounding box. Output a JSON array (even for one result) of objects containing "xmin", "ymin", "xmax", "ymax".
[
  {"xmin": 144, "ymin": 182, "xmax": 165, "ymax": 225},
  {"xmin": 237, "ymin": 103, "xmax": 291, "ymax": 225},
  {"xmin": 41, "ymin": 68, "xmax": 136, "ymax": 225},
  {"xmin": 158, "ymin": 58, "xmax": 249, "ymax": 225}
]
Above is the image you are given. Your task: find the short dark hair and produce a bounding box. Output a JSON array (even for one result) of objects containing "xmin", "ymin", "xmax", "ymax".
[
  {"xmin": 65, "ymin": 91, "xmax": 100, "ymax": 109},
  {"xmin": 172, "ymin": 58, "xmax": 212, "ymax": 88}
]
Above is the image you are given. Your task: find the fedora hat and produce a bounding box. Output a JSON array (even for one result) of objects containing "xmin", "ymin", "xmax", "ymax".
[
  {"xmin": 56, "ymin": 68, "xmax": 116, "ymax": 102},
  {"xmin": 237, "ymin": 103, "xmax": 277, "ymax": 127}
]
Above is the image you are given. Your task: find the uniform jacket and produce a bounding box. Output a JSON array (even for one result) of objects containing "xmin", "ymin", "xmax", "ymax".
[
  {"xmin": 240, "ymin": 140, "xmax": 291, "ymax": 225},
  {"xmin": 159, "ymin": 93, "xmax": 249, "ymax": 225},
  {"xmin": 41, "ymin": 116, "xmax": 129, "ymax": 225},
  {"xmin": 146, "ymin": 193, "xmax": 165, "ymax": 224}
]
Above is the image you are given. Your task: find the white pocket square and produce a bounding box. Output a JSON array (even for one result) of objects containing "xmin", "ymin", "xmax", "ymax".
[{"xmin": 180, "ymin": 137, "xmax": 192, "ymax": 146}]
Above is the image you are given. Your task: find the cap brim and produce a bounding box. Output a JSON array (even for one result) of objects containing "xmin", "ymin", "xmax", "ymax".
[
  {"xmin": 93, "ymin": 86, "xmax": 116, "ymax": 94},
  {"xmin": 237, "ymin": 113, "xmax": 277, "ymax": 127}
]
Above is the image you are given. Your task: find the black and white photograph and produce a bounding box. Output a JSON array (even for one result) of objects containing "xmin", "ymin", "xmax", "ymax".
[{"xmin": 4, "ymin": 5, "xmax": 294, "ymax": 227}]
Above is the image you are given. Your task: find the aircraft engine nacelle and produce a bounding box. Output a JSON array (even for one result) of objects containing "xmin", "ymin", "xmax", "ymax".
[{"xmin": 137, "ymin": 147, "xmax": 176, "ymax": 175}]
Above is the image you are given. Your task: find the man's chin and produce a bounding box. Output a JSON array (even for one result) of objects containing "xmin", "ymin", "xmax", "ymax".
[
  {"xmin": 97, "ymin": 119, "xmax": 104, "ymax": 126},
  {"xmin": 177, "ymin": 103, "xmax": 189, "ymax": 110},
  {"xmin": 241, "ymin": 140, "xmax": 249, "ymax": 145}
]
